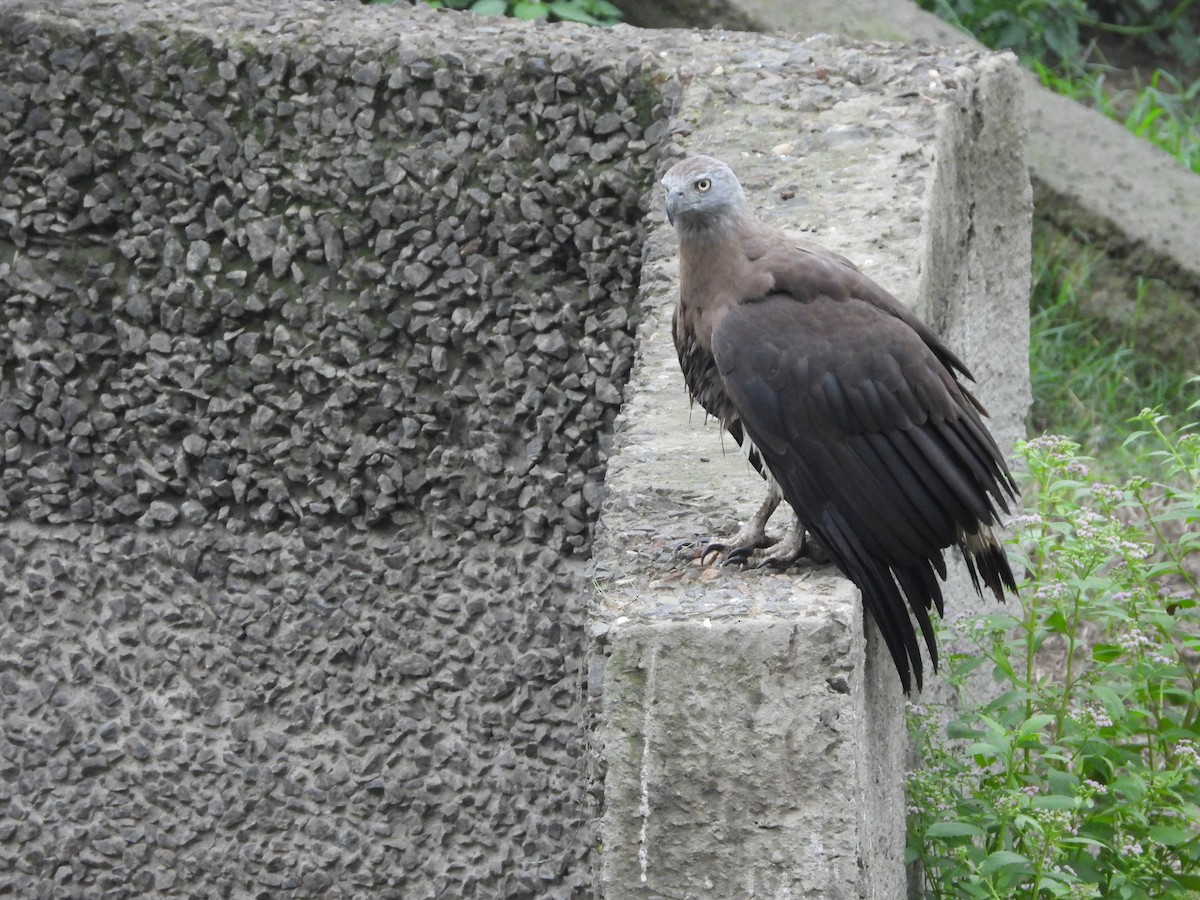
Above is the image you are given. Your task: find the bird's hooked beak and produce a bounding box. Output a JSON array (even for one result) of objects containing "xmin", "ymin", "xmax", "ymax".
[{"xmin": 663, "ymin": 184, "xmax": 683, "ymax": 226}]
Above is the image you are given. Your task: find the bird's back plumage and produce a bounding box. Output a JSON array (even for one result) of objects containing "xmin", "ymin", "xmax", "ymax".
[{"xmin": 663, "ymin": 155, "xmax": 1018, "ymax": 692}]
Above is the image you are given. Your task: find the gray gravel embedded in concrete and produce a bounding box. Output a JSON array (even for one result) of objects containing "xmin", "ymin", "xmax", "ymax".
[
  {"xmin": 0, "ymin": 1, "xmax": 667, "ymax": 551},
  {"xmin": 0, "ymin": 1, "xmax": 677, "ymax": 896}
]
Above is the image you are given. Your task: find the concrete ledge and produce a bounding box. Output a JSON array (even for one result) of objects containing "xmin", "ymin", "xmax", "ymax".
[
  {"xmin": 590, "ymin": 32, "xmax": 1030, "ymax": 897},
  {"xmin": 0, "ymin": 2, "xmax": 674, "ymax": 895}
]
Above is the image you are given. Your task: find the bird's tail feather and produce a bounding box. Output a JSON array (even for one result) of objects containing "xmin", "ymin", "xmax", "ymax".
[{"xmin": 962, "ymin": 527, "xmax": 1018, "ymax": 602}]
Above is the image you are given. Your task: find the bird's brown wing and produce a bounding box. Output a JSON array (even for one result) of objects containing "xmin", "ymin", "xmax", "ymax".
[{"xmin": 711, "ymin": 293, "xmax": 1016, "ymax": 691}]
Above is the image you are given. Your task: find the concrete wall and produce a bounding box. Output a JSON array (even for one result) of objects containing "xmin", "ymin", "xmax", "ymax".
[
  {"xmin": 0, "ymin": 2, "xmax": 1032, "ymax": 898},
  {"xmin": 0, "ymin": 2, "xmax": 671, "ymax": 896}
]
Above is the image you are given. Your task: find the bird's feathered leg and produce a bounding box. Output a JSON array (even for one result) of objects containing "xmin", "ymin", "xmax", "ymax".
[
  {"xmin": 699, "ymin": 483, "xmax": 781, "ymax": 565},
  {"xmin": 682, "ymin": 483, "xmax": 829, "ymax": 570},
  {"xmin": 674, "ymin": 484, "xmax": 779, "ymax": 563}
]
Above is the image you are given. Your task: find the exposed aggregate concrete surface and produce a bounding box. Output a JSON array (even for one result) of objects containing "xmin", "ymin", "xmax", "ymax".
[{"xmin": 0, "ymin": 0, "xmax": 677, "ymax": 896}]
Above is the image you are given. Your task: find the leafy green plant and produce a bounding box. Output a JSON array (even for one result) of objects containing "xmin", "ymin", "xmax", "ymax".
[
  {"xmin": 918, "ymin": 0, "xmax": 1090, "ymax": 67},
  {"xmin": 907, "ymin": 404, "xmax": 1200, "ymax": 898},
  {"xmin": 918, "ymin": 0, "xmax": 1200, "ymax": 176},
  {"xmin": 364, "ymin": 0, "xmax": 624, "ymax": 26},
  {"xmin": 917, "ymin": 0, "xmax": 1200, "ymax": 69},
  {"xmin": 1086, "ymin": 0, "xmax": 1200, "ymax": 68}
]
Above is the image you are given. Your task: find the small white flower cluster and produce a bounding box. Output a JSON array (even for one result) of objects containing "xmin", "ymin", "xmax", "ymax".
[
  {"xmin": 1035, "ymin": 582, "xmax": 1070, "ymax": 602},
  {"xmin": 1117, "ymin": 627, "xmax": 1175, "ymax": 666},
  {"xmin": 1173, "ymin": 739, "xmax": 1200, "ymax": 768},
  {"xmin": 1070, "ymin": 704, "xmax": 1114, "ymax": 729},
  {"xmin": 1064, "ymin": 459, "xmax": 1091, "ymax": 477},
  {"xmin": 1088, "ymin": 482, "xmax": 1125, "ymax": 506},
  {"xmin": 1008, "ymin": 512, "xmax": 1043, "ymax": 529},
  {"xmin": 1024, "ymin": 435, "xmax": 1079, "ymax": 459},
  {"xmin": 1073, "ymin": 509, "xmax": 1107, "ymax": 539},
  {"xmin": 1036, "ymin": 808, "xmax": 1076, "ymax": 836},
  {"xmin": 1118, "ymin": 627, "xmax": 1156, "ymax": 654},
  {"xmin": 1119, "ymin": 838, "xmax": 1144, "ymax": 857},
  {"xmin": 993, "ymin": 792, "xmax": 1020, "ymax": 814},
  {"xmin": 1118, "ymin": 539, "xmax": 1152, "ymax": 560}
]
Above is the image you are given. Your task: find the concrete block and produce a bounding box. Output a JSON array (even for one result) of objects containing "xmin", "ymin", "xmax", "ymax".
[
  {"xmin": 625, "ymin": 0, "xmax": 1200, "ymax": 362},
  {"xmin": 591, "ymin": 32, "xmax": 1030, "ymax": 898},
  {"xmin": 596, "ymin": 587, "xmax": 907, "ymax": 898}
]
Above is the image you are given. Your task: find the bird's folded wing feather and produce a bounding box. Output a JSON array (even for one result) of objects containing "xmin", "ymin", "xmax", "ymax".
[{"xmin": 710, "ymin": 294, "xmax": 1015, "ymax": 648}]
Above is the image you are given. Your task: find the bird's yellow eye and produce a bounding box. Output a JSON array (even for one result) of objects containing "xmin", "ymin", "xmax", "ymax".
[{"xmin": 696, "ymin": 178, "xmax": 712, "ymax": 192}]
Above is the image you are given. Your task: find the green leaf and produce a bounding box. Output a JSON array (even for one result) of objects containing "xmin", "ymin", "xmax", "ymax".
[
  {"xmin": 470, "ymin": 0, "xmax": 507, "ymax": 14},
  {"xmin": 588, "ymin": 0, "xmax": 623, "ymax": 18},
  {"xmin": 1147, "ymin": 824, "xmax": 1193, "ymax": 845},
  {"xmin": 966, "ymin": 741, "xmax": 1001, "ymax": 760},
  {"xmin": 1173, "ymin": 872, "xmax": 1200, "ymax": 890},
  {"xmin": 926, "ymin": 821, "xmax": 987, "ymax": 838},
  {"xmin": 511, "ymin": 0, "xmax": 549, "ymax": 18},
  {"xmin": 1018, "ymin": 714, "xmax": 1056, "ymax": 738},
  {"xmin": 1046, "ymin": 768, "xmax": 1079, "ymax": 796},
  {"xmin": 1093, "ymin": 642, "xmax": 1123, "ymax": 662},
  {"xmin": 548, "ymin": 0, "xmax": 599, "ymax": 23},
  {"xmin": 947, "ymin": 720, "xmax": 984, "ymax": 740},
  {"xmin": 1111, "ymin": 772, "xmax": 1149, "ymax": 801},
  {"xmin": 1057, "ymin": 835, "xmax": 1109, "ymax": 849},
  {"xmin": 979, "ymin": 849, "xmax": 1031, "ymax": 876},
  {"xmin": 1093, "ymin": 683, "xmax": 1125, "ymax": 717}
]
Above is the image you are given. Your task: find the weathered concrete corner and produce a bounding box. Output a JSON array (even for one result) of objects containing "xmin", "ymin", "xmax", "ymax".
[
  {"xmin": 632, "ymin": 0, "xmax": 1200, "ymax": 370},
  {"xmin": 599, "ymin": 598, "xmax": 875, "ymax": 897}
]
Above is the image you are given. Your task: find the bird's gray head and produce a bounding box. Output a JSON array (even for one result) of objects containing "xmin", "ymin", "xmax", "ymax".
[{"xmin": 661, "ymin": 155, "xmax": 750, "ymax": 239}]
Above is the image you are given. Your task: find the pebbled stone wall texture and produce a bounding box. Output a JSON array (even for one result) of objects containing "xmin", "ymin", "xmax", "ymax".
[{"xmin": 0, "ymin": 1, "xmax": 676, "ymax": 896}]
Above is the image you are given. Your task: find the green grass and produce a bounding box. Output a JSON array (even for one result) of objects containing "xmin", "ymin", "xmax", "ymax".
[
  {"xmin": 1033, "ymin": 62, "xmax": 1200, "ymax": 176},
  {"xmin": 915, "ymin": 0, "xmax": 1200, "ymax": 466},
  {"xmin": 1028, "ymin": 229, "xmax": 1200, "ymax": 475},
  {"xmin": 1025, "ymin": 58, "xmax": 1200, "ymax": 474}
]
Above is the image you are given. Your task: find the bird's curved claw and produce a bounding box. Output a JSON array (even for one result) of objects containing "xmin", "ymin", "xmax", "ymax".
[
  {"xmin": 676, "ymin": 538, "xmax": 758, "ymax": 568},
  {"xmin": 675, "ymin": 537, "xmax": 731, "ymax": 566},
  {"xmin": 672, "ymin": 540, "xmax": 705, "ymax": 561},
  {"xmin": 721, "ymin": 546, "xmax": 754, "ymax": 567},
  {"xmin": 751, "ymin": 554, "xmax": 794, "ymax": 570}
]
